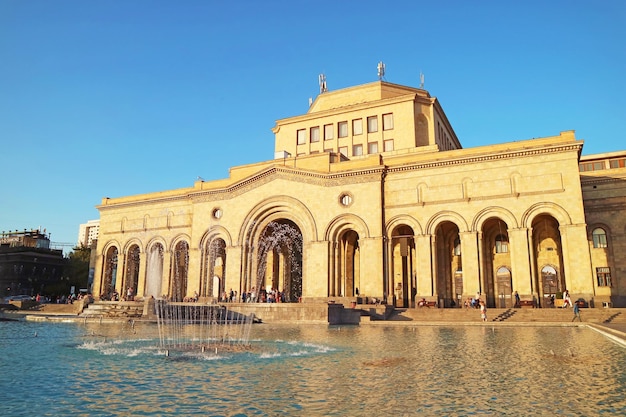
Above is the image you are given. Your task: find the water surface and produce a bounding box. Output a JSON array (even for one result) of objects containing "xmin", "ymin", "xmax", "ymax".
[{"xmin": 0, "ymin": 321, "xmax": 624, "ymax": 416}]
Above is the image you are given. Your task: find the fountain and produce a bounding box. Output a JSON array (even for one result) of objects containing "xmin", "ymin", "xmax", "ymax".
[
  {"xmin": 151, "ymin": 220, "xmax": 302, "ymax": 356},
  {"xmin": 154, "ymin": 300, "xmax": 255, "ymax": 355},
  {"xmin": 145, "ymin": 243, "xmax": 164, "ymax": 299},
  {"xmin": 251, "ymin": 220, "xmax": 303, "ymax": 302}
]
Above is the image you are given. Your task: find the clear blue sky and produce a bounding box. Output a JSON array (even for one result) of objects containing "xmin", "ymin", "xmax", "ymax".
[{"xmin": 1, "ymin": 0, "xmax": 624, "ymax": 251}]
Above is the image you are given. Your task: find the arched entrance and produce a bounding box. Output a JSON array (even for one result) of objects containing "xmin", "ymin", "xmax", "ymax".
[
  {"xmin": 531, "ymin": 215, "xmax": 564, "ymax": 307},
  {"xmin": 336, "ymin": 230, "xmax": 359, "ymax": 298},
  {"xmin": 170, "ymin": 241, "xmax": 189, "ymax": 301},
  {"xmin": 481, "ymin": 218, "xmax": 512, "ymax": 308},
  {"xmin": 495, "ymin": 266, "xmax": 512, "ymax": 308},
  {"xmin": 540, "ymin": 265, "xmax": 559, "ymax": 307},
  {"xmin": 390, "ymin": 225, "xmax": 415, "ymax": 308},
  {"xmin": 253, "ymin": 220, "xmax": 303, "ymax": 303},
  {"xmin": 201, "ymin": 238, "xmax": 226, "ymax": 298},
  {"xmin": 435, "ymin": 221, "xmax": 461, "ymax": 307},
  {"xmin": 123, "ymin": 244, "xmax": 140, "ymax": 300},
  {"xmin": 101, "ymin": 246, "xmax": 118, "ymax": 299}
]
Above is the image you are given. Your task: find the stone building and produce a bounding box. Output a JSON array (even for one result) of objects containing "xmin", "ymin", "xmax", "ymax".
[
  {"xmin": 92, "ymin": 81, "xmax": 626, "ymax": 308},
  {"xmin": 0, "ymin": 229, "xmax": 65, "ymax": 297}
]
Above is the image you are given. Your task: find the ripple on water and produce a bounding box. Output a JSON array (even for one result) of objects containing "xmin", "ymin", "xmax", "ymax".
[{"xmin": 1, "ymin": 322, "xmax": 626, "ymax": 416}]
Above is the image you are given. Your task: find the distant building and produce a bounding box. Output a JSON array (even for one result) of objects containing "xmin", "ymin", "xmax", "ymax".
[
  {"xmin": 0, "ymin": 229, "xmax": 65, "ymax": 297},
  {"xmin": 77, "ymin": 220, "xmax": 100, "ymax": 248},
  {"xmin": 91, "ymin": 80, "xmax": 626, "ymax": 308}
]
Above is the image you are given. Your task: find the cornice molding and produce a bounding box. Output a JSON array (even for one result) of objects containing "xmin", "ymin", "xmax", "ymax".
[
  {"xmin": 388, "ymin": 144, "xmax": 582, "ymax": 174},
  {"xmin": 99, "ymin": 166, "xmax": 385, "ymax": 209}
]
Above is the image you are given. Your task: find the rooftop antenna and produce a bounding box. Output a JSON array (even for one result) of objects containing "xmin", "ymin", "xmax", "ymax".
[
  {"xmin": 419, "ymin": 71, "xmax": 425, "ymax": 89},
  {"xmin": 318, "ymin": 74, "xmax": 327, "ymax": 94},
  {"xmin": 377, "ymin": 61, "xmax": 386, "ymax": 80}
]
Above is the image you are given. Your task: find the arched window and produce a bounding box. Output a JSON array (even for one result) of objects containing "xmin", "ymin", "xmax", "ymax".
[
  {"xmin": 495, "ymin": 234, "xmax": 509, "ymax": 253},
  {"xmin": 592, "ymin": 228, "xmax": 608, "ymax": 248}
]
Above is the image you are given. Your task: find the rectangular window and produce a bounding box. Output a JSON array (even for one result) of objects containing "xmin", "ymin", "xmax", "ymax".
[
  {"xmin": 597, "ymin": 267, "xmax": 612, "ymax": 287},
  {"xmin": 353, "ymin": 144, "xmax": 363, "ymax": 156},
  {"xmin": 339, "ymin": 146, "xmax": 348, "ymax": 157},
  {"xmin": 310, "ymin": 126, "xmax": 320, "ymax": 143},
  {"xmin": 297, "ymin": 129, "xmax": 306, "ymax": 145},
  {"xmin": 610, "ymin": 158, "xmax": 626, "ymax": 168},
  {"xmin": 383, "ymin": 113, "xmax": 394, "ymax": 130},
  {"xmin": 593, "ymin": 161, "xmax": 604, "ymax": 170},
  {"xmin": 367, "ymin": 116, "xmax": 378, "ymax": 133},
  {"xmin": 368, "ymin": 142, "xmax": 378, "ymax": 154},
  {"xmin": 352, "ymin": 119, "xmax": 363, "ymax": 135},
  {"xmin": 338, "ymin": 121, "xmax": 348, "ymax": 138},
  {"xmin": 384, "ymin": 139, "xmax": 394, "ymax": 152},
  {"xmin": 324, "ymin": 124, "xmax": 334, "ymax": 140},
  {"xmin": 579, "ymin": 162, "xmax": 590, "ymax": 172},
  {"xmin": 495, "ymin": 239, "xmax": 509, "ymax": 253}
]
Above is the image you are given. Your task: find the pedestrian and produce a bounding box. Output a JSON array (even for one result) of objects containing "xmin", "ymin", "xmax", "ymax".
[
  {"xmin": 480, "ymin": 300, "xmax": 487, "ymax": 322},
  {"xmin": 514, "ymin": 291, "xmax": 520, "ymax": 307},
  {"xmin": 563, "ymin": 289, "xmax": 572, "ymax": 308},
  {"xmin": 572, "ymin": 302, "xmax": 582, "ymax": 322}
]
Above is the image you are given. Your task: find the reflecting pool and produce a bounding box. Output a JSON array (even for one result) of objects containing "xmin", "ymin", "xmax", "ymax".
[{"xmin": 0, "ymin": 320, "xmax": 625, "ymax": 416}]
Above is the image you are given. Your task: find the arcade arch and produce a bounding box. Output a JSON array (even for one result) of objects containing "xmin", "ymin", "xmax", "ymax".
[
  {"xmin": 170, "ymin": 240, "xmax": 189, "ymax": 301},
  {"xmin": 389, "ymin": 224, "xmax": 416, "ymax": 308},
  {"xmin": 531, "ymin": 215, "xmax": 565, "ymax": 306}
]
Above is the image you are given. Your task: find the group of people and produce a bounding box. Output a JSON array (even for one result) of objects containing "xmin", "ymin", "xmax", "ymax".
[
  {"xmin": 469, "ymin": 289, "xmax": 581, "ymax": 322},
  {"xmin": 464, "ymin": 296, "xmax": 484, "ymax": 310},
  {"xmin": 241, "ymin": 287, "xmax": 287, "ymax": 303},
  {"xmin": 100, "ymin": 287, "xmax": 134, "ymax": 302},
  {"xmin": 205, "ymin": 287, "xmax": 289, "ymax": 303}
]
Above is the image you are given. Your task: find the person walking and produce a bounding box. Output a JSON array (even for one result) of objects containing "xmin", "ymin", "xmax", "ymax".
[
  {"xmin": 572, "ymin": 302, "xmax": 582, "ymax": 322},
  {"xmin": 563, "ymin": 289, "xmax": 572, "ymax": 308}
]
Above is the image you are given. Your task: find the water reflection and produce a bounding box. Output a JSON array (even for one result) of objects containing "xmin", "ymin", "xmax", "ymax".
[{"xmin": 0, "ymin": 321, "xmax": 625, "ymax": 416}]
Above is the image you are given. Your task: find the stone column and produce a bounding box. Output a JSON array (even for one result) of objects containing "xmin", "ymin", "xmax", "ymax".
[
  {"xmin": 186, "ymin": 247, "xmax": 201, "ymax": 298},
  {"xmin": 114, "ymin": 253, "xmax": 125, "ymax": 295},
  {"xmin": 333, "ymin": 241, "xmax": 341, "ymax": 297},
  {"xmin": 415, "ymin": 234, "xmax": 433, "ymax": 296},
  {"xmin": 93, "ymin": 254, "xmax": 104, "ymax": 297},
  {"xmin": 161, "ymin": 250, "xmax": 171, "ymax": 298},
  {"xmin": 224, "ymin": 245, "xmax": 242, "ymax": 298},
  {"xmin": 560, "ymin": 223, "xmax": 593, "ymax": 293},
  {"xmin": 136, "ymin": 251, "xmax": 147, "ymax": 298},
  {"xmin": 303, "ymin": 240, "xmax": 330, "ymax": 299},
  {"xmin": 476, "ymin": 231, "xmax": 484, "ymax": 296},
  {"xmin": 460, "ymin": 231, "xmax": 480, "ymax": 298},
  {"xmin": 527, "ymin": 229, "xmax": 539, "ymax": 302},
  {"xmin": 508, "ymin": 227, "xmax": 532, "ymax": 295},
  {"xmin": 359, "ymin": 237, "xmax": 383, "ymax": 298}
]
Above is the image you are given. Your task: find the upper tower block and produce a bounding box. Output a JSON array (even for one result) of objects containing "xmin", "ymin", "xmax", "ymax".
[{"xmin": 272, "ymin": 81, "xmax": 461, "ymax": 160}]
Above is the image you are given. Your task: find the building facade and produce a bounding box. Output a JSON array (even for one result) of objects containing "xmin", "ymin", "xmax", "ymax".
[
  {"xmin": 78, "ymin": 219, "xmax": 100, "ymax": 248},
  {"xmin": 92, "ymin": 81, "xmax": 626, "ymax": 308},
  {"xmin": 0, "ymin": 229, "xmax": 65, "ymax": 297}
]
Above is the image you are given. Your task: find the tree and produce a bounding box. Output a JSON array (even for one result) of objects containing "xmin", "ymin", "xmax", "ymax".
[
  {"xmin": 42, "ymin": 245, "xmax": 91, "ymax": 297},
  {"xmin": 66, "ymin": 245, "xmax": 91, "ymax": 291}
]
